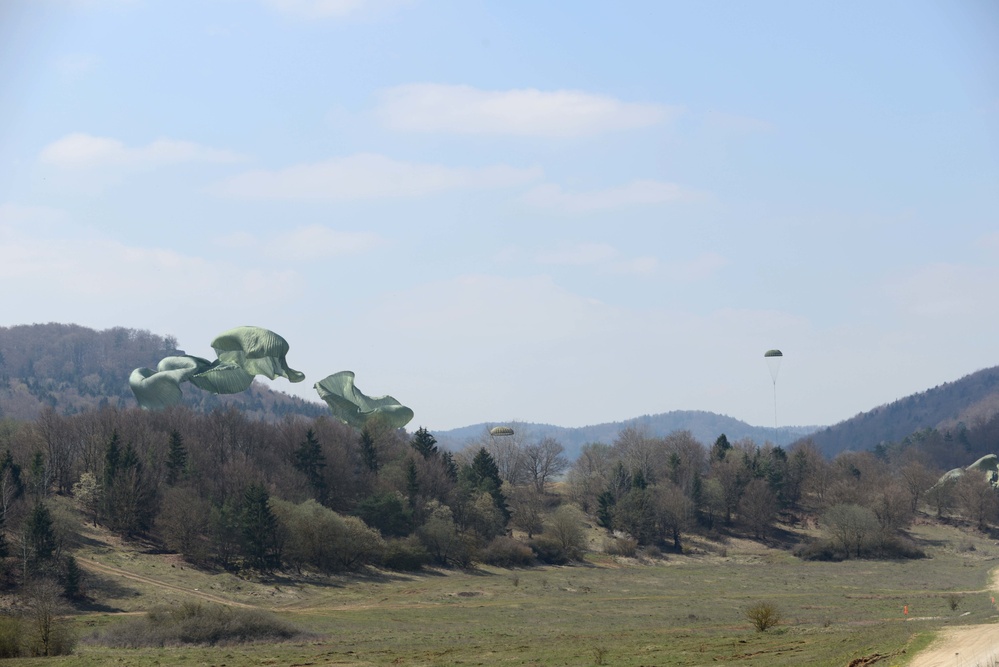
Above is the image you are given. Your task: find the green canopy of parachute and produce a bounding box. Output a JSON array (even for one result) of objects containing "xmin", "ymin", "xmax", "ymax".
[
  {"xmin": 131, "ymin": 327, "xmax": 414, "ymax": 431},
  {"xmin": 314, "ymin": 371, "xmax": 414, "ymax": 430},
  {"xmin": 129, "ymin": 326, "xmax": 304, "ymax": 410},
  {"xmin": 489, "ymin": 426, "xmax": 514, "ymax": 437}
]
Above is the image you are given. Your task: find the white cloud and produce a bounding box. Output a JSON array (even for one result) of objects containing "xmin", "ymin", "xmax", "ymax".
[
  {"xmin": 0, "ymin": 219, "xmax": 301, "ymax": 343},
  {"xmin": 883, "ymin": 262, "xmax": 999, "ymax": 320},
  {"xmin": 608, "ymin": 256, "xmax": 659, "ymax": 275},
  {"xmin": 38, "ymin": 133, "xmax": 244, "ymax": 169},
  {"xmin": 0, "ymin": 203, "xmax": 70, "ymax": 227},
  {"xmin": 260, "ymin": 0, "xmax": 410, "ymax": 19},
  {"xmin": 216, "ymin": 225, "xmax": 384, "ymax": 260},
  {"xmin": 534, "ymin": 244, "xmax": 724, "ymax": 280},
  {"xmin": 536, "ymin": 243, "xmax": 619, "ymax": 266},
  {"xmin": 213, "ymin": 153, "xmax": 543, "ymax": 200},
  {"xmin": 980, "ymin": 231, "xmax": 999, "ymax": 254},
  {"xmin": 376, "ymin": 84, "xmax": 676, "ymax": 137},
  {"xmin": 522, "ymin": 180, "xmax": 698, "ymax": 213},
  {"xmin": 535, "ymin": 242, "xmax": 658, "ymax": 276},
  {"xmin": 703, "ymin": 111, "xmax": 774, "ymax": 134},
  {"xmin": 662, "ymin": 253, "xmax": 728, "ymax": 282},
  {"xmin": 0, "ymin": 224, "xmax": 298, "ymax": 303}
]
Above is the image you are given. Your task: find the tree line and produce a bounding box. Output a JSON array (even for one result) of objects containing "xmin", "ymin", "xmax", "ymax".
[{"xmin": 0, "ymin": 401, "xmax": 996, "ymax": 607}]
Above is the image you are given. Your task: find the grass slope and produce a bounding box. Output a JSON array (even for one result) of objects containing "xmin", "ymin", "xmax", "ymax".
[{"xmin": 22, "ymin": 519, "xmax": 999, "ymax": 666}]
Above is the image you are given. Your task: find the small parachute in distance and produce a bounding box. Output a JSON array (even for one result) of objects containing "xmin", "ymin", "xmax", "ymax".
[
  {"xmin": 764, "ymin": 349, "xmax": 783, "ymax": 384},
  {"xmin": 489, "ymin": 426, "xmax": 514, "ymax": 437}
]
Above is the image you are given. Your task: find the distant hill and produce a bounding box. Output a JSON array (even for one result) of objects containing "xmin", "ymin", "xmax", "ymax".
[
  {"xmin": 0, "ymin": 323, "xmax": 326, "ymax": 422},
  {"xmin": 794, "ymin": 366, "xmax": 999, "ymax": 458},
  {"xmin": 6, "ymin": 324, "xmax": 999, "ymax": 464},
  {"xmin": 436, "ymin": 411, "xmax": 821, "ymax": 460}
]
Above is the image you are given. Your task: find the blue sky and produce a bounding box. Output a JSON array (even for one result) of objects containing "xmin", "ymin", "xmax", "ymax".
[{"xmin": 1, "ymin": 0, "xmax": 997, "ymax": 431}]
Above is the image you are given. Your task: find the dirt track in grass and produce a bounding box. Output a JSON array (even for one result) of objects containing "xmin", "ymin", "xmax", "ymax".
[
  {"xmin": 907, "ymin": 567, "xmax": 999, "ymax": 667},
  {"xmin": 77, "ymin": 558, "xmax": 256, "ymax": 609}
]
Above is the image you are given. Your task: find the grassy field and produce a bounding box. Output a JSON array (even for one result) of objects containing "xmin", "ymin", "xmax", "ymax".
[{"xmin": 11, "ymin": 520, "xmax": 999, "ymax": 666}]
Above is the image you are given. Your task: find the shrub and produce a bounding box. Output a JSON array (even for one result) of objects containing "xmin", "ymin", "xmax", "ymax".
[
  {"xmin": 382, "ymin": 537, "xmax": 430, "ymax": 571},
  {"xmin": 87, "ymin": 602, "xmax": 315, "ymax": 647},
  {"xmin": 603, "ymin": 537, "xmax": 638, "ymax": 557},
  {"xmin": 479, "ymin": 536, "xmax": 535, "ymax": 567},
  {"xmin": 272, "ymin": 499, "xmax": 384, "ymax": 573},
  {"xmin": 529, "ymin": 536, "xmax": 570, "ymax": 565},
  {"xmin": 639, "ymin": 545, "xmax": 663, "ymax": 561},
  {"xmin": 744, "ymin": 601, "xmax": 782, "ymax": 632},
  {"xmin": 794, "ymin": 535, "xmax": 926, "ymax": 562},
  {"xmin": 875, "ymin": 536, "xmax": 926, "ymax": 560},
  {"xmin": 0, "ymin": 615, "xmax": 22, "ymax": 658},
  {"xmin": 417, "ymin": 501, "xmax": 474, "ymax": 567},
  {"xmin": 793, "ymin": 539, "xmax": 844, "ymax": 562},
  {"xmin": 544, "ymin": 505, "xmax": 587, "ymax": 560},
  {"xmin": 356, "ymin": 492, "xmax": 412, "ymax": 538}
]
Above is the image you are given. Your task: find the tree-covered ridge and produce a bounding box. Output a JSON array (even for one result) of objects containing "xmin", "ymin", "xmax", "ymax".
[
  {"xmin": 796, "ymin": 366, "xmax": 999, "ymax": 458},
  {"xmin": 0, "ymin": 323, "xmax": 326, "ymax": 422},
  {"xmin": 437, "ymin": 412, "xmax": 823, "ymax": 460}
]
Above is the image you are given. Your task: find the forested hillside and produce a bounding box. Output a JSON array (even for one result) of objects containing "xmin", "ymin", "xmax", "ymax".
[
  {"xmin": 795, "ymin": 366, "xmax": 999, "ymax": 460},
  {"xmin": 0, "ymin": 323, "xmax": 326, "ymax": 422}
]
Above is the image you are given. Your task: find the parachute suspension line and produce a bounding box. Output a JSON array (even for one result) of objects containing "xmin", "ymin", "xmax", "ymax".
[
  {"xmin": 772, "ymin": 378, "xmax": 778, "ymax": 446},
  {"xmin": 764, "ymin": 349, "xmax": 783, "ymax": 447}
]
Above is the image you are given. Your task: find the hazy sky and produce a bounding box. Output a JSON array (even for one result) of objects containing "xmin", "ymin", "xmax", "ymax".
[{"xmin": 1, "ymin": 0, "xmax": 997, "ymax": 431}]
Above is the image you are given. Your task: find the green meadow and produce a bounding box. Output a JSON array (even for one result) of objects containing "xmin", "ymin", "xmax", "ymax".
[{"xmin": 13, "ymin": 520, "xmax": 997, "ymax": 667}]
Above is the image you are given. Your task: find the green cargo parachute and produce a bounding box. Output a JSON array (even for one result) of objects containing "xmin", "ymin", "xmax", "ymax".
[
  {"xmin": 314, "ymin": 371, "xmax": 414, "ymax": 430},
  {"xmin": 129, "ymin": 326, "xmax": 412, "ymax": 429}
]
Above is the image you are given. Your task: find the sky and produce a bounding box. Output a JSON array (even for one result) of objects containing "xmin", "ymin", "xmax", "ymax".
[{"xmin": 1, "ymin": 0, "xmax": 997, "ymax": 432}]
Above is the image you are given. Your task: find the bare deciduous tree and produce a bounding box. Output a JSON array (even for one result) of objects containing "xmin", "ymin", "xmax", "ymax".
[
  {"xmin": 523, "ymin": 437, "xmax": 568, "ymax": 493},
  {"xmin": 739, "ymin": 478, "xmax": 777, "ymax": 539},
  {"xmin": 823, "ymin": 503, "xmax": 879, "ymax": 558},
  {"xmin": 955, "ymin": 473, "xmax": 999, "ymax": 531}
]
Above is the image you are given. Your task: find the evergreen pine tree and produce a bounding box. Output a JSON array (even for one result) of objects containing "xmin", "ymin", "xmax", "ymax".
[
  {"xmin": 62, "ymin": 555, "xmax": 83, "ymax": 601},
  {"xmin": 711, "ymin": 434, "xmax": 732, "ymax": 461},
  {"xmin": 409, "ymin": 427, "xmax": 438, "ymax": 459},
  {"xmin": 103, "ymin": 431, "xmax": 121, "ymax": 489},
  {"xmin": 463, "ymin": 448, "xmax": 510, "ymax": 523},
  {"xmin": 596, "ymin": 490, "xmax": 616, "ymax": 529},
  {"xmin": 102, "ymin": 436, "xmax": 154, "ymax": 536},
  {"xmin": 405, "ymin": 459, "xmax": 419, "ymax": 508},
  {"xmin": 165, "ymin": 430, "xmax": 187, "ymax": 485},
  {"xmin": 241, "ymin": 484, "xmax": 279, "ymax": 570},
  {"xmin": 359, "ymin": 428, "xmax": 380, "ymax": 474},
  {"xmin": 441, "ymin": 451, "xmax": 458, "ymax": 482},
  {"xmin": 293, "ymin": 429, "xmax": 327, "ymax": 502},
  {"xmin": 29, "ymin": 451, "xmax": 47, "ymax": 500},
  {"xmin": 26, "ymin": 501, "xmax": 56, "ymax": 571}
]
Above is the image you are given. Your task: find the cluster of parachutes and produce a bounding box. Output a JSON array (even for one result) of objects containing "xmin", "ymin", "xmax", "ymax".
[{"xmin": 128, "ymin": 326, "xmax": 414, "ymax": 430}]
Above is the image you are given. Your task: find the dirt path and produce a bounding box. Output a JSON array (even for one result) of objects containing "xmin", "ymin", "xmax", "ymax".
[
  {"xmin": 78, "ymin": 558, "xmax": 257, "ymax": 609},
  {"xmin": 906, "ymin": 568, "xmax": 999, "ymax": 667},
  {"xmin": 905, "ymin": 625, "xmax": 999, "ymax": 667}
]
